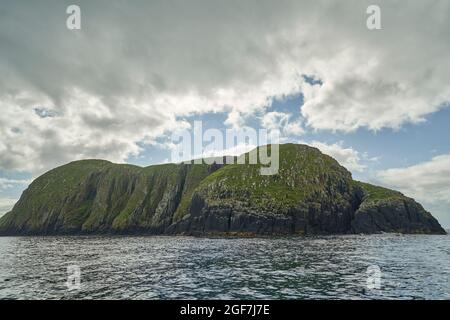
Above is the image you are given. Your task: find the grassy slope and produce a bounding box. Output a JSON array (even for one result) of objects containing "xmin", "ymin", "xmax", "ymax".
[
  {"xmin": 195, "ymin": 144, "xmax": 353, "ymax": 208},
  {"xmin": 0, "ymin": 160, "xmax": 112, "ymax": 230},
  {"xmin": 110, "ymin": 163, "xmax": 184, "ymax": 230},
  {"xmin": 172, "ymin": 163, "xmax": 211, "ymax": 222},
  {"xmin": 352, "ymin": 181, "xmax": 404, "ymax": 203}
]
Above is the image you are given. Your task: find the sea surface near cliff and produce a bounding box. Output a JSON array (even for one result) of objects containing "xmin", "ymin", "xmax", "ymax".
[{"xmin": 0, "ymin": 233, "xmax": 449, "ymax": 299}]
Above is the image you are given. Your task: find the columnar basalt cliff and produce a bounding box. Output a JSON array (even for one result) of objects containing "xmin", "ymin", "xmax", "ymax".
[{"xmin": 0, "ymin": 144, "xmax": 446, "ymax": 236}]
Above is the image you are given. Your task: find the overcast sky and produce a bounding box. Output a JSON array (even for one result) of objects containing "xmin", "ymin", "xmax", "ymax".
[{"xmin": 0, "ymin": 0, "xmax": 449, "ymax": 227}]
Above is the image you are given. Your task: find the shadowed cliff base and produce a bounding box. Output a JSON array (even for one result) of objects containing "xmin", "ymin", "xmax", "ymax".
[{"xmin": 0, "ymin": 144, "xmax": 446, "ymax": 236}]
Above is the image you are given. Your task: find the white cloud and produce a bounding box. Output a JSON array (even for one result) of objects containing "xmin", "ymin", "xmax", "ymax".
[
  {"xmin": 202, "ymin": 143, "xmax": 257, "ymax": 160},
  {"xmin": 308, "ymin": 141, "xmax": 366, "ymax": 173},
  {"xmin": 0, "ymin": 198, "xmax": 17, "ymax": 216},
  {"xmin": 0, "ymin": 178, "xmax": 31, "ymax": 190},
  {"xmin": 261, "ymin": 111, "xmax": 304, "ymax": 136},
  {"xmin": 0, "ymin": 1, "xmax": 449, "ymax": 174},
  {"xmin": 378, "ymin": 155, "xmax": 450, "ymax": 204},
  {"xmin": 284, "ymin": 121, "xmax": 305, "ymax": 137}
]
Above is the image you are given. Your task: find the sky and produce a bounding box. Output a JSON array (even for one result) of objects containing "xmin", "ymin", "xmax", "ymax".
[{"xmin": 0, "ymin": 0, "xmax": 449, "ymax": 227}]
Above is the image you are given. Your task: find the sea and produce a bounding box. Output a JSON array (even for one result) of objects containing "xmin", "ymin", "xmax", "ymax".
[{"xmin": 0, "ymin": 233, "xmax": 449, "ymax": 300}]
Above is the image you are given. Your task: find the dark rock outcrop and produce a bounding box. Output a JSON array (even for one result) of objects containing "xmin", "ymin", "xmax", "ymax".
[{"xmin": 351, "ymin": 197, "xmax": 445, "ymax": 234}]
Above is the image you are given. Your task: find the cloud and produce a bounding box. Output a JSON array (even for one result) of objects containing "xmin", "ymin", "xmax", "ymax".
[
  {"xmin": 0, "ymin": 178, "xmax": 31, "ymax": 190},
  {"xmin": 0, "ymin": 1, "xmax": 449, "ymax": 173},
  {"xmin": 261, "ymin": 112, "xmax": 304, "ymax": 136},
  {"xmin": 0, "ymin": 198, "xmax": 17, "ymax": 216},
  {"xmin": 307, "ymin": 141, "xmax": 366, "ymax": 173},
  {"xmin": 378, "ymin": 155, "xmax": 450, "ymax": 204},
  {"xmin": 202, "ymin": 143, "xmax": 257, "ymax": 160}
]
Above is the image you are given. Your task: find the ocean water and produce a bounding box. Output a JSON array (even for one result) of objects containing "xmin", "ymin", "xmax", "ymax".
[{"xmin": 0, "ymin": 233, "xmax": 449, "ymax": 300}]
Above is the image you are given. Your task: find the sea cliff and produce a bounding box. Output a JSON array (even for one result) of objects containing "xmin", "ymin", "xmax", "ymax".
[{"xmin": 0, "ymin": 144, "xmax": 445, "ymax": 236}]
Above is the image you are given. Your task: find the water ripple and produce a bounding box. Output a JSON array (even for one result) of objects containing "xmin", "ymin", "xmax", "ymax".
[{"xmin": 0, "ymin": 234, "xmax": 449, "ymax": 299}]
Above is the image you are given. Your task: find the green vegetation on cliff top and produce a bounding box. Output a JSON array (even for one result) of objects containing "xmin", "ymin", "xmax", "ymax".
[
  {"xmin": 196, "ymin": 144, "xmax": 353, "ymax": 208},
  {"xmin": 352, "ymin": 181, "xmax": 404, "ymax": 203}
]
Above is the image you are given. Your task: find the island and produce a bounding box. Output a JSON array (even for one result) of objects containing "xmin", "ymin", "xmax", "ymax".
[{"xmin": 0, "ymin": 144, "xmax": 445, "ymax": 236}]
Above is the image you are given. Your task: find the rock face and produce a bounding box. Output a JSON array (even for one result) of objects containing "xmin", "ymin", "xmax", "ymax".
[
  {"xmin": 350, "ymin": 186, "xmax": 445, "ymax": 234},
  {"xmin": 0, "ymin": 144, "xmax": 446, "ymax": 236}
]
